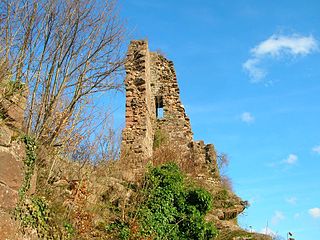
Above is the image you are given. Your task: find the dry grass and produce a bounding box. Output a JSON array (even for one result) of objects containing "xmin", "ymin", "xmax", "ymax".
[
  {"xmin": 215, "ymin": 229, "xmax": 272, "ymax": 240},
  {"xmin": 152, "ymin": 142, "xmax": 198, "ymax": 176},
  {"xmin": 32, "ymin": 149, "xmax": 149, "ymax": 239}
]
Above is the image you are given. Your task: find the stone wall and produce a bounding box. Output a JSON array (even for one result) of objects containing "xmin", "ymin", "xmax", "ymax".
[
  {"xmin": 149, "ymin": 52, "xmax": 193, "ymax": 149},
  {"xmin": 121, "ymin": 41, "xmax": 155, "ymax": 161},
  {"xmin": 0, "ymin": 85, "xmax": 26, "ymax": 210}
]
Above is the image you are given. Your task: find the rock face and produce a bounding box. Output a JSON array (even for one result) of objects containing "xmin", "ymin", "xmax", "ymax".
[
  {"xmin": 0, "ymin": 81, "xmax": 27, "ymax": 239},
  {"xmin": 121, "ymin": 40, "xmax": 248, "ymax": 232}
]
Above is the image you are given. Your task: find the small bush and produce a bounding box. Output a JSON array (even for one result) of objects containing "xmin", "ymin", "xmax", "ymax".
[
  {"xmin": 186, "ymin": 188, "xmax": 213, "ymax": 214},
  {"xmin": 107, "ymin": 163, "xmax": 217, "ymax": 240},
  {"xmin": 105, "ymin": 221, "xmax": 131, "ymax": 240}
]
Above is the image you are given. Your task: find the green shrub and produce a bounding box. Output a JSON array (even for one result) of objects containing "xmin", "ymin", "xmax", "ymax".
[
  {"xmin": 186, "ymin": 188, "xmax": 213, "ymax": 214},
  {"xmin": 107, "ymin": 163, "xmax": 217, "ymax": 240},
  {"xmin": 106, "ymin": 221, "xmax": 131, "ymax": 240}
]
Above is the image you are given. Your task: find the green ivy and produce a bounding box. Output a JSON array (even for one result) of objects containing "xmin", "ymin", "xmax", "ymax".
[
  {"xmin": 16, "ymin": 196, "xmax": 52, "ymax": 239},
  {"xmin": 14, "ymin": 135, "xmax": 54, "ymax": 238},
  {"xmin": 3, "ymin": 80, "xmax": 25, "ymax": 98},
  {"xmin": 63, "ymin": 222, "xmax": 75, "ymax": 239},
  {"xmin": 18, "ymin": 135, "xmax": 37, "ymax": 200}
]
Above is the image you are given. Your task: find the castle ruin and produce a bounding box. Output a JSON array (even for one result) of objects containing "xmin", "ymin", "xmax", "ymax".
[
  {"xmin": 121, "ymin": 40, "xmax": 218, "ymax": 175},
  {"xmin": 120, "ymin": 40, "xmax": 251, "ymax": 231}
]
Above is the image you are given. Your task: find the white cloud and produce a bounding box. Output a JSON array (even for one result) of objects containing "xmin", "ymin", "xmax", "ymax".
[
  {"xmin": 241, "ymin": 112, "xmax": 255, "ymax": 123},
  {"xmin": 243, "ymin": 34, "xmax": 319, "ymax": 82},
  {"xmin": 252, "ymin": 34, "xmax": 318, "ymax": 57},
  {"xmin": 271, "ymin": 211, "xmax": 285, "ymax": 225},
  {"xmin": 268, "ymin": 154, "xmax": 298, "ymax": 168},
  {"xmin": 283, "ymin": 154, "xmax": 298, "ymax": 165},
  {"xmin": 243, "ymin": 58, "xmax": 266, "ymax": 82},
  {"xmin": 309, "ymin": 208, "xmax": 320, "ymax": 218},
  {"xmin": 312, "ymin": 145, "xmax": 320, "ymax": 154},
  {"xmin": 285, "ymin": 197, "xmax": 297, "ymax": 205}
]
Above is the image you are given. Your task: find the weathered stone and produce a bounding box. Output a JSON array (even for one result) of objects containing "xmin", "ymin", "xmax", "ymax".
[
  {"xmin": 0, "ymin": 211, "xmax": 24, "ymax": 240},
  {"xmin": 0, "ymin": 85, "xmax": 28, "ymax": 238},
  {"xmin": 212, "ymin": 209, "xmax": 225, "ymax": 220},
  {"xmin": 0, "ymin": 184, "xmax": 19, "ymax": 210},
  {"xmin": 134, "ymin": 78, "xmax": 145, "ymax": 86},
  {"xmin": 0, "ymin": 125, "xmax": 12, "ymax": 146},
  {"xmin": 0, "ymin": 98, "xmax": 25, "ymax": 129},
  {"xmin": 0, "ymin": 151, "xmax": 24, "ymax": 190}
]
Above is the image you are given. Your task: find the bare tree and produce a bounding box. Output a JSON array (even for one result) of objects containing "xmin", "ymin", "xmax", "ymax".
[
  {"xmin": 217, "ymin": 153, "xmax": 233, "ymax": 190},
  {"xmin": 0, "ymin": 0, "xmax": 125, "ymax": 147},
  {"xmin": 217, "ymin": 152, "xmax": 229, "ymax": 173}
]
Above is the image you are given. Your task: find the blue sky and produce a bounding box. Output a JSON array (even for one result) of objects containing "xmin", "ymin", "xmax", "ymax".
[{"xmin": 116, "ymin": 0, "xmax": 320, "ymax": 239}]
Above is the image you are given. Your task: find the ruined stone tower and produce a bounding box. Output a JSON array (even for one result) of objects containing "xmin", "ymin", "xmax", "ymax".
[
  {"xmin": 121, "ymin": 40, "xmax": 254, "ymax": 232},
  {"xmin": 121, "ymin": 40, "xmax": 216, "ymax": 171},
  {"xmin": 122, "ymin": 40, "xmax": 192, "ymax": 157}
]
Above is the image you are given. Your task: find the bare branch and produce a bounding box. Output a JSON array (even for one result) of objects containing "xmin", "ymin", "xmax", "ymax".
[{"xmin": 0, "ymin": 0, "xmax": 125, "ymax": 148}]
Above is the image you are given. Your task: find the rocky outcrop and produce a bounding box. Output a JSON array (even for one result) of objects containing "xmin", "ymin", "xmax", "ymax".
[
  {"xmin": 0, "ymin": 211, "xmax": 24, "ymax": 240},
  {"xmin": 0, "ymin": 80, "xmax": 27, "ymax": 239}
]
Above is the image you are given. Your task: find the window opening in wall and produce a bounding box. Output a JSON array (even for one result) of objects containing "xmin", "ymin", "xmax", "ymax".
[{"xmin": 155, "ymin": 96, "xmax": 164, "ymax": 119}]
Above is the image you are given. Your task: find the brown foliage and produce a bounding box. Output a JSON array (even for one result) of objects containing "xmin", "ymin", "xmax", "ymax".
[
  {"xmin": 221, "ymin": 175, "xmax": 233, "ymax": 191},
  {"xmin": 152, "ymin": 142, "xmax": 197, "ymax": 175}
]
